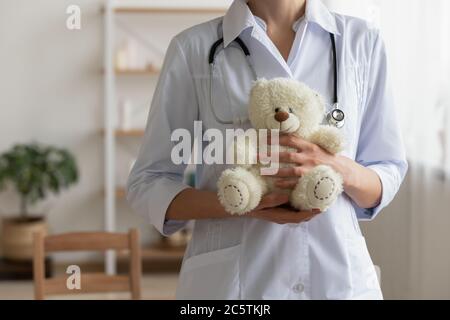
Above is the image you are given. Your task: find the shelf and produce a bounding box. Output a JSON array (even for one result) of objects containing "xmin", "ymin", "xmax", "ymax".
[
  {"xmin": 101, "ymin": 128, "xmax": 145, "ymax": 137},
  {"xmin": 113, "ymin": 7, "xmax": 227, "ymax": 14},
  {"xmin": 115, "ymin": 129, "xmax": 145, "ymax": 137},
  {"xmin": 101, "ymin": 187, "xmax": 127, "ymax": 199},
  {"xmin": 101, "ymin": 68, "xmax": 160, "ymax": 76},
  {"xmin": 115, "ymin": 67, "xmax": 160, "ymax": 76},
  {"xmin": 116, "ymin": 187, "xmax": 126, "ymax": 199}
]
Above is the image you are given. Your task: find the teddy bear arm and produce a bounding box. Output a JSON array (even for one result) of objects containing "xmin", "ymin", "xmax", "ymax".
[{"xmin": 309, "ymin": 125, "xmax": 345, "ymax": 154}]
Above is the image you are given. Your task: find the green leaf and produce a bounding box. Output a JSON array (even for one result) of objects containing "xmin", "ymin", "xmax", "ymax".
[{"xmin": 0, "ymin": 142, "xmax": 79, "ymax": 214}]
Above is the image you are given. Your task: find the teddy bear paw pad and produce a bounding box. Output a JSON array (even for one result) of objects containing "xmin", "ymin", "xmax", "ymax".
[
  {"xmin": 305, "ymin": 173, "xmax": 342, "ymax": 211},
  {"xmin": 223, "ymin": 183, "xmax": 248, "ymax": 208},
  {"xmin": 313, "ymin": 176, "xmax": 337, "ymax": 201}
]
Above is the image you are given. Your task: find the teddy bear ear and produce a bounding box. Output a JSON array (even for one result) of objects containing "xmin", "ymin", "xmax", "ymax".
[{"xmin": 252, "ymin": 78, "xmax": 268, "ymax": 90}]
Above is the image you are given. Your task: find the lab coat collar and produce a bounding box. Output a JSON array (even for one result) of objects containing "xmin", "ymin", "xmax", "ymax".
[
  {"xmin": 222, "ymin": 0, "xmax": 256, "ymax": 47},
  {"xmin": 306, "ymin": 0, "xmax": 341, "ymax": 36},
  {"xmin": 223, "ymin": 0, "xmax": 340, "ymax": 48}
]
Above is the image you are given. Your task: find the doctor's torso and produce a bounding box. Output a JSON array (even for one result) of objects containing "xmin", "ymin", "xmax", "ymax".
[{"xmin": 170, "ymin": 2, "xmax": 383, "ymax": 300}]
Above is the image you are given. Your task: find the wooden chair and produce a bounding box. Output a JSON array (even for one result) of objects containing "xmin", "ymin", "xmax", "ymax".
[{"xmin": 33, "ymin": 229, "xmax": 141, "ymax": 300}]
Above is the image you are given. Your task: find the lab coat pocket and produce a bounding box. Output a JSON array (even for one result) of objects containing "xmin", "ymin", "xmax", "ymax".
[
  {"xmin": 176, "ymin": 244, "xmax": 241, "ymax": 300},
  {"xmin": 347, "ymin": 236, "xmax": 383, "ymax": 300}
]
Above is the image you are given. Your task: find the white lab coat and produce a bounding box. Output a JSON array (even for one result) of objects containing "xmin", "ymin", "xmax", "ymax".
[{"xmin": 127, "ymin": 0, "xmax": 407, "ymax": 300}]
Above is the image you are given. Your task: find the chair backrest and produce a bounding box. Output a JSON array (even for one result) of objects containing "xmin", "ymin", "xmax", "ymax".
[{"xmin": 33, "ymin": 229, "xmax": 141, "ymax": 300}]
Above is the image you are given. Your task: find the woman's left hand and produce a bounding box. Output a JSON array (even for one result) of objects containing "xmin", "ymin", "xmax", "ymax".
[
  {"xmin": 268, "ymin": 134, "xmax": 339, "ymax": 190},
  {"xmin": 267, "ymin": 134, "xmax": 383, "ymax": 210}
]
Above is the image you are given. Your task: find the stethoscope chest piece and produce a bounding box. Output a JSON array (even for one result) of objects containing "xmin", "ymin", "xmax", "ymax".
[{"xmin": 327, "ymin": 103, "xmax": 345, "ymax": 129}]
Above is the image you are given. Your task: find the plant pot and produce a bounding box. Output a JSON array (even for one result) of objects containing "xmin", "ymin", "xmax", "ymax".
[{"xmin": 1, "ymin": 216, "xmax": 48, "ymax": 261}]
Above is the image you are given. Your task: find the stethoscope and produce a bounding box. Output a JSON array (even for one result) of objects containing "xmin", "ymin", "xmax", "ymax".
[{"xmin": 208, "ymin": 30, "xmax": 345, "ymax": 129}]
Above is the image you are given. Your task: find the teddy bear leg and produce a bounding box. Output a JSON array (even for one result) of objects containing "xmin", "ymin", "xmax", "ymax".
[
  {"xmin": 290, "ymin": 165, "xmax": 343, "ymax": 212},
  {"xmin": 217, "ymin": 167, "xmax": 265, "ymax": 215}
]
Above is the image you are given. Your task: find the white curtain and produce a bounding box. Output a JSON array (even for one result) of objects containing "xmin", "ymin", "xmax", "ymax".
[{"xmin": 323, "ymin": 0, "xmax": 450, "ymax": 299}]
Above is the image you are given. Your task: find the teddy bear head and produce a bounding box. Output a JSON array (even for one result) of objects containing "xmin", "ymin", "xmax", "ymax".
[{"xmin": 248, "ymin": 78, "xmax": 326, "ymax": 137}]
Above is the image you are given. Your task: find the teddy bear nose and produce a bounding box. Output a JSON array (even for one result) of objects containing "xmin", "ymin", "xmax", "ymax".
[{"xmin": 274, "ymin": 111, "xmax": 290, "ymax": 123}]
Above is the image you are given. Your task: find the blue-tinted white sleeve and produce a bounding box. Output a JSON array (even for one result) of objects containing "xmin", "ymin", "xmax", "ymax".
[
  {"xmin": 127, "ymin": 37, "xmax": 198, "ymax": 235},
  {"xmin": 353, "ymin": 30, "xmax": 408, "ymax": 221}
]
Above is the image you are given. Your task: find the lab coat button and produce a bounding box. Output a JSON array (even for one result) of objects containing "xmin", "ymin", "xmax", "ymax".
[{"xmin": 293, "ymin": 283, "xmax": 304, "ymax": 293}]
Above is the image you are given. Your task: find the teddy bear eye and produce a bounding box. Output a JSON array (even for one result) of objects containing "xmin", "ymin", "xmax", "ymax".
[
  {"xmin": 288, "ymin": 108, "xmax": 294, "ymax": 113},
  {"xmin": 275, "ymin": 108, "xmax": 281, "ymax": 113}
]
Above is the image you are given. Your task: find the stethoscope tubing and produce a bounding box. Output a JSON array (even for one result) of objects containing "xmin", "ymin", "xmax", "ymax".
[{"xmin": 208, "ymin": 31, "xmax": 344, "ymax": 127}]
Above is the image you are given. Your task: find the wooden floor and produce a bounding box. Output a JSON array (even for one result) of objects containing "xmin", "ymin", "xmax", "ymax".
[{"xmin": 0, "ymin": 273, "xmax": 179, "ymax": 300}]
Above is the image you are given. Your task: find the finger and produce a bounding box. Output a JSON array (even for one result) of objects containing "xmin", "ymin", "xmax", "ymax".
[
  {"xmin": 276, "ymin": 152, "xmax": 307, "ymax": 165},
  {"xmin": 274, "ymin": 178, "xmax": 298, "ymax": 190},
  {"xmin": 303, "ymin": 216, "xmax": 315, "ymax": 222},
  {"xmin": 276, "ymin": 135, "xmax": 313, "ymax": 151},
  {"xmin": 293, "ymin": 210, "xmax": 319, "ymax": 221},
  {"xmin": 258, "ymin": 152, "xmax": 293, "ymax": 163},
  {"xmin": 270, "ymin": 166, "xmax": 305, "ymax": 178},
  {"xmin": 257, "ymin": 193, "xmax": 290, "ymax": 210},
  {"xmin": 257, "ymin": 152, "xmax": 275, "ymax": 163},
  {"xmin": 251, "ymin": 207, "xmax": 296, "ymax": 220}
]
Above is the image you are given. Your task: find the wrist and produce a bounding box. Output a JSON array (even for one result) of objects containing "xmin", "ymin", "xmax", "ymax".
[{"xmin": 330, "ymin": 155, "xmax": 359, "ymax": 191}]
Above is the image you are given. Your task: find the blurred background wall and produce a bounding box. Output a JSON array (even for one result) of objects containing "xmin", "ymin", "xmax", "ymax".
[
  {"xmin": 324, "ymin": 0, "xmax": 450, "ymax": 299},
  {"xmin": 0, "ymin": 0, "xmax": 107, "ymax": 257}
]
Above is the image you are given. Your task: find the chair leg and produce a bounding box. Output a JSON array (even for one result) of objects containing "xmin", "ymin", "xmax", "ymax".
[
  {"xmin": 33, "ymin": 231, "xmax": 45, "ymax": 300},
  {"xmin": 129, "ymin": 229, "xmax": 142, "ymax": 300}
]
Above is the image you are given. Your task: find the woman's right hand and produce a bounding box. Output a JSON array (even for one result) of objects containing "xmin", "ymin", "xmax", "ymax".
[
  {"xmin": 166, "ymin": 189, "xmax": 319, "ymax": 224},
  {"xmin": 248, "ymin": 193, "xmax": 321, "ymax": 225}
]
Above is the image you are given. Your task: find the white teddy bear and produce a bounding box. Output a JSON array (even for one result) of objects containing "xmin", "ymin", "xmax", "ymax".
[{"xmin": 217, "ymin": 78, "xmax": 345, "ymax": 215}]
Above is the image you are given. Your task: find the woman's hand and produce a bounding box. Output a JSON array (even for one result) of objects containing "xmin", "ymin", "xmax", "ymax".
[
  {"xmin": 267, "ymin": 134, "xmax": 382, "ymax": 210},
  {"xmin": 248, "ymin": 192, "xmax": 321, "ymax": 224},
  {"xmin": 167, "ymin": 188, "xmax": 319, "ymax": 224},
  {"xmin": 267, "ymin": 135, "xmax": 338, "ymax": 190}
]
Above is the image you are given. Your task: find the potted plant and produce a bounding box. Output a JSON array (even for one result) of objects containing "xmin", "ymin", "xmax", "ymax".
[{"xmin": 0, "ymin": 143, "xmax": 78, "ymax": 261}]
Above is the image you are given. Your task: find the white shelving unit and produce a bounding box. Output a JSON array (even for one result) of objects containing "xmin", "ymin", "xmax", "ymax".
[{"xmin": 102, "ymin": 0, "xmax": 227, "ymax": 274}]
